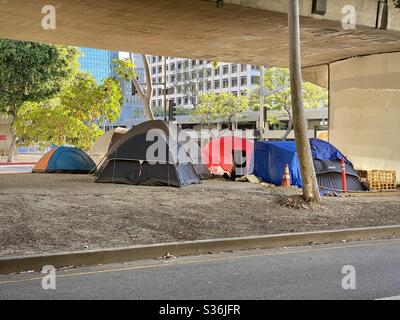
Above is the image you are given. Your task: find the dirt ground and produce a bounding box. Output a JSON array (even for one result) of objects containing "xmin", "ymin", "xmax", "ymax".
[{"xmin": 1, "ymin": 174, "xmax": 400, "ymax": 257}]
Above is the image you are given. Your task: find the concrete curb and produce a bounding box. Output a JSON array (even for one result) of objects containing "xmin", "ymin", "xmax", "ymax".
[{"xmin": 1, "ymin": 225, "xmax": 400, "ymax": 275}]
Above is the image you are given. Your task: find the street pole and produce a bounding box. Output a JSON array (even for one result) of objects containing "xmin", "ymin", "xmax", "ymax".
[
  {"xmin": 163, "ymin": 56, "xmax": 167, "ymax": 121},
  {"xmin": 288, "ymin": 0, "xmax": 321, "ymax": 202},
  {"xmin": 259, "ymin": 65, "xmax": 267, "ymax": 140}
]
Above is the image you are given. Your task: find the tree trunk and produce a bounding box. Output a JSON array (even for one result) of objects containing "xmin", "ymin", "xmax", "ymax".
[
  {"xmin": 129, "ymin": 53, "xmax": 155, "ymax": 121},
  {"xmin": 7, "ymin": 113, "xmax": 17, "ymax": 163},
  {"xmin": 288, "ymin": 0, "xmax": 321, "ymax": 202}
]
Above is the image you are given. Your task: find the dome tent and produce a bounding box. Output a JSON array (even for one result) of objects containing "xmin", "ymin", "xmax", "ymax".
[
  {"xmin": 203, "ymin": 135, "xmax": 254, "ymax": 176},
  {"xmin": 253, "ymin": 139, "xmax": 367, "ymax": 193},
  {"xmin": 33, "ymin": 146, "xmax": 96, "ymax": 174},
  {"xmin": 88, "ymin": 127, "xmax": 129, "ymax": 166},
  {"xmin": 95, "ymin": 120, "xmax": 203, "ymax": 187}
]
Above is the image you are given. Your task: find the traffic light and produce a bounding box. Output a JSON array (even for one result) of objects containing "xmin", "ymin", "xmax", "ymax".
[{"xmin": 168, "ymin": 100, "xmax": 176, "ymax": 122}]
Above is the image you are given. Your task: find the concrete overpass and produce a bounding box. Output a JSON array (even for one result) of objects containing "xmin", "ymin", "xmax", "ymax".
[
  {"xmin": 0, "ymin": 0, "xmax": 400, "ymax": 67},
  {"xmin": 0, "ymin": 0, "xmax": 399, "ymax": 180}
]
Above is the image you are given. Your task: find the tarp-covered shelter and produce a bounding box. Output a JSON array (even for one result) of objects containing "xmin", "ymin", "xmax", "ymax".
[
  {"xmin": 95, "ymin": 121, "xmax": 203, "ymax": 187},
  {"xmin": 253, "ymin": 139, "xmax": 366, "ymax": 192},
  {"xmin": 33, "ymin": 146, "xmax": 96, "ymax": 174}
]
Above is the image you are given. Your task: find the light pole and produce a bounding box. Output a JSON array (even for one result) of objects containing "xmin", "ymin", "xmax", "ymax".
[{"xmin": 163, "ymin": 56, "xmax": 168, "ymax": 121}]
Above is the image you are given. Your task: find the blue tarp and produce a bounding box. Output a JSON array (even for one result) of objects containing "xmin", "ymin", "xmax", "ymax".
[
  {"xmin": 252, "ymin": 139, "xmax": 350, "ymax": 188},
  {"xmin": 47, "ymin": 146, "xmax": 96, "ymax": 173}
]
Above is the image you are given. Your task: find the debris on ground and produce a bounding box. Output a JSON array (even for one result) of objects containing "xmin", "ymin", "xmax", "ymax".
[
  {"xmin": 277, "ymin": 195, "xmax": 324, "ymax": 211},
  {"xmin": 158, "ymin": 253, "xmax": 176, "ymax": 260}
]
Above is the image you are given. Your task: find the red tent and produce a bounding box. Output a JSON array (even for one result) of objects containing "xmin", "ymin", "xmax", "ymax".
[{"xmin": 203, "ymin": 136, "xmax": 254, "ymax": 175}]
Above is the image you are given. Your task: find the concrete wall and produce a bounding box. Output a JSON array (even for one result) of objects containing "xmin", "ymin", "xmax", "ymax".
[
  {"xmin": 0, "ymin": 118, "xmax": 11, "ymax": 157},
  {"xmin": 329, "ymin": 52, "xmax": 400, "ymax": 182}
]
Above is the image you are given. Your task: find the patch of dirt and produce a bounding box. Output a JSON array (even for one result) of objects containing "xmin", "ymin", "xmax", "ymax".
[{"xmin": 0, "ymin": 174, "xmax": 400, "ymax": 257}]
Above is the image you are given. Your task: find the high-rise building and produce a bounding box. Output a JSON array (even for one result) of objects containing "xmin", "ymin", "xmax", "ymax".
[
  {"xmin": 78, "ymin": 47, "xmax": 119, "ymax": 84},
  {"xmin": 78, "ymin": 48, "xmax": 144, "ymax": 129},
  {"xmin": 148, "ymin": 57, "xmax": 262, "ymax": 110},
  {"xmin": 112, "ymin": 53, "xmax": 147, "ymax": 128}
]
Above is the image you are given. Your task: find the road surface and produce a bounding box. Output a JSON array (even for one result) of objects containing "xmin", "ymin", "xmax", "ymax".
[{"xmin": 0, "ymin": 239, "xmax": 400, "ymax": 300}]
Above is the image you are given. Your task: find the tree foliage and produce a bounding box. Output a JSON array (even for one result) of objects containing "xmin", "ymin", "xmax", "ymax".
[
  {"xmin": 193, "ymin": 92, "xmax": 249, "ymax": 128},
  {"xmin": 0, "ymin": 39, "xmax": 79, "ymax": 161},
  {"xmin": 15, "ymin": 72, "xmax": 123, "ymax": 150},
  {"xmin": 0, "ymin": 40, "xmax": 78, "ymax": 113},
  {"xmin": 256, "ymin": 67, "xmax": 327, "ymax": 139}
]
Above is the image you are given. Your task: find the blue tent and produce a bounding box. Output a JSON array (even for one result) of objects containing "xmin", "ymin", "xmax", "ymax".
[
  {"xmin": 252, "ymin": 139, "xmax": 364, "ymax": 192},
  {"xmin": 33, "ymin": 146, "xmax": 96, "ymax": 173}
]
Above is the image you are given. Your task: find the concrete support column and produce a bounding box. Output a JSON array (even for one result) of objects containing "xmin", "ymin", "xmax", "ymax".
[{"xmin": 329, "ymin": 52, "xmax": 400, "ymax": 182}]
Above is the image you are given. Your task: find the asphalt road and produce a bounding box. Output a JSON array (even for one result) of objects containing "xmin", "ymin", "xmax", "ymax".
[{"xmin": 1, "ymin": 239, "xmax": 400, "ymax": 300}]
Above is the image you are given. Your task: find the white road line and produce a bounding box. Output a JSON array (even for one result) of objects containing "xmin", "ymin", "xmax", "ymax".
[{"xmin": 376, "ymin": 295, "xmax": 400, "ymax": 300}]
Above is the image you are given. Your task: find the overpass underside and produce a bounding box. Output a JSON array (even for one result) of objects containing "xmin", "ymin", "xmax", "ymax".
[
  {"xmin": 1, "ymin": 0, "xmax": 400, "ymax": 180},
  {"xmin": 1, "ymin": 0, "xmax": 400, "ymax": 68}
]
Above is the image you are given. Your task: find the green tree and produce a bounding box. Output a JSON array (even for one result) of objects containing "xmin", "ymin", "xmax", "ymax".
[
  {"xmin": 193, "ymin": 92, "xmax": 249, "ymax": 129},
  {"xmin": 0, "ymin": 40, "xmax": 78, "ymax": 161},
  {"xmin": 14, "ymin": 72, "xmax": 122, "ymax": 151},
  {"xmin": 218, "ymin": 92, "xmax": 249, "ymax": 130},
  {"xmin": 193, "ymin": 93, "xmax": 223, "ymax": 129},
  {"xmin": 262, "ymin": 67, "xmax": 327, "ymax": 139}
]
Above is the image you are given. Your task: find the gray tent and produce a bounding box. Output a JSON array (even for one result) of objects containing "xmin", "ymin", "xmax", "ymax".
[
  {"xmin": 313, "ymin": 159, "xmax": 367, "ymax": 192},
  {"xmin": 95, "ymin": 121, "xmax": 204, "ymax": 187}
]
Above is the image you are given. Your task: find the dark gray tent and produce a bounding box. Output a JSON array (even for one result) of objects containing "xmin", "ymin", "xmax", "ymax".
[
  {"xmin": 95, "ymin": 121, "xmax": 203, "ymax": 187},
  {"xmin": 313, "ymin": 159, "xmax": 366, "ymax": 192}
]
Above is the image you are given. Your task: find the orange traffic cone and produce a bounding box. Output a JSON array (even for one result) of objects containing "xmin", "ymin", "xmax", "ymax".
[{"xmin": 281, "ymin": 164, "xmax": 291, "ymax": 187}]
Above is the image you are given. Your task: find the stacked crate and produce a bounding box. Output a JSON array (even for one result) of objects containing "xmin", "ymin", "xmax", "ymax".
[{"xmin": 357, "ymin": 170, "xmax": 397, "ymax": 191}]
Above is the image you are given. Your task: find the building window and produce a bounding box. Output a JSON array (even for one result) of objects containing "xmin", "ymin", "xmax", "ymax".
[
  {"xmin": 170, "ymin": 63, "xmax": 175, "ymax": 71},
  {"xmin": 232, "ymin": 78, "xmax": 238, "ymax": 87},
  {"xmin": 232, "ymin": 65, "xmax": 238, "ymax": 74},
  {"xmin": 178, "ymin": 98, "xmax": 182, "ymax": 105},
  {"xmin": 223, "ymin": 79, "xmax": 229, "ymax": 88},
  {"xmin": 177, "ymin": 62, "xmax": 182, "ymax": 70},
  {"xmin": 207, "ymin": 81, "xmax": 212, "ymax": 90},
  {"xmin": 223, "ymin": 65, "xmax": 229, "ymax": 75},
  {"xmin": 214, "ymin": 68, "xmax": 220, "ymax": 76},
  {"xmin": 241, "ymin": 77, "xmax": 247, "ymax": 86},
  {"xmin": 251, "ymin": 76, "xmax": 260, "ymax": 85},
  {"xmin": 170, "ymin": 74, "xmax": 175, "ymax": 82},
  {"xmin": 152, "ymin": 67, "xmax": 156, "ymax": 74},
  {"xmin": 241, "ymin": 64, "xmax": 247, "ymax": 72},
  {"xmin": 158, "ymin": 66, "xmax": 162, "ymax": 73},
  {"xmin": 214, "ymin": 80, "xmax": 220, "ymax": 89}
]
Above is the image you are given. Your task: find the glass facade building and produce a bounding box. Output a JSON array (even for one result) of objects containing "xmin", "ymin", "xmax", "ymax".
[{"xmin": 78, "ymin": 47, "xmax": 118, "ymax": 83}]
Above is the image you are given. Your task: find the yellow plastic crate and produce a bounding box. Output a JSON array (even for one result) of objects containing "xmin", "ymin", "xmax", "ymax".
[{"xmin": 358, "ymin": 170, "xmax": 398, "ymax": 191}]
